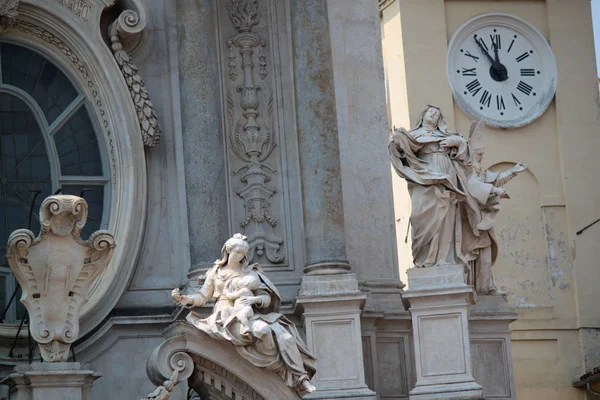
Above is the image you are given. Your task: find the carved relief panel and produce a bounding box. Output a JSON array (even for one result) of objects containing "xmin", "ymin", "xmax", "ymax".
[{"xmin": 216, "ymin": 0, "xmax": 303, "ymax": 273}]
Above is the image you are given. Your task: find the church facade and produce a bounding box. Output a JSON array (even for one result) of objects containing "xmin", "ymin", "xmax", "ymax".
[{"xmin": 0, "ymin": 0, "xmax": 597, "ymax": 399}]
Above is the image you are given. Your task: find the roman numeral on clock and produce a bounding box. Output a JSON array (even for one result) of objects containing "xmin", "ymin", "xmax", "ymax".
[
  {"xmin": 478, "ymin": 38, "xmax": 489, "ymax": 51},
  {"xmin": 516, "ymin": 52, "xmax": 530, "ymax": 62},
  {"xmin": 507, "ymin": 39, "xmax": 515, "ymax": 53},
  {"xmin": 464, "ymin": 50, "xmax": 480, "ymax": 62},
  {"xmin": 479, "ymin": 90, "xmax": 492, "ymax": 107},
  {"xmin": 511, "ymin": 92, "xmax": 522, "ymax": 106},
  {"xmin": 496, "ymin": 95, "xmax": 505, "ymax": 110},
  {"xmin": 466, "ymin": 79, "xmax": 482, "ymax": 96},
  {"xmin": 490, "ymin": 34, "xmax": 501, "ymax": 50},
  {"xmin": 521, "ymin": 68, "xmax": 535, "ymax": 76},
  {"xmin": 517, "ymin": 80, "xmax": 533, "ymax": 96},
  {"xmin": 461, "ymin": 67, "xmax": 477, "ymax": 76}
]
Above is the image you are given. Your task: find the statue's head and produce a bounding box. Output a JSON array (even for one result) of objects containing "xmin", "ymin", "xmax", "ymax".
[
  {"xmin": 216, "ymin": 233, "xmax": 250, "ymax": 268},
  {"xmin": 414, "ymin": 105, "xmax": 452, "ymax": 135},
  {"xmin": 422, "ymin": 106, "xmax": 441, "ymax": 127}
]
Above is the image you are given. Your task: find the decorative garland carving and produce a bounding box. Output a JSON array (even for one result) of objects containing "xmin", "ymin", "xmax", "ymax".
[
  {"xmin": 14, "ymin": 20, "xmax": 118, "ymax": 186},
  {"xmin": 226, "ymin": 0, "xmax": 282, "ymax": 263},
  {"xmin": 109, "ymin": 3, "xmax": 161, "ymax": 147},
  {"xmin": 0, "ymin": 0, "xmax": 18, "ymax": 32}
]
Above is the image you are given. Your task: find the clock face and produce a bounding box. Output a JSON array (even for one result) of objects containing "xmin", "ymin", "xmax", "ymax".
[{"xmin": 447, "ymin": 13, "xmax": 557, "ymax": 128}]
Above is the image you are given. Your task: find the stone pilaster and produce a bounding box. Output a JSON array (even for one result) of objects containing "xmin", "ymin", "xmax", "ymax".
[
  {"xmin": 291, "ymin": 1, "xmax": 375, "ymax": 398},
  {"xmin": 176, "ymin": 0, "xmax": 230, "ymax": 279},
  {"xmin": 291, "ymin": 0, "xmax": 349, "ymax": 276}
]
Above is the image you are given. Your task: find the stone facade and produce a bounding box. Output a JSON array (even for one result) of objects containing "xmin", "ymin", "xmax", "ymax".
[{"xmin": 0, "ymin": 0, "xmax": 598, "ymax": 399}]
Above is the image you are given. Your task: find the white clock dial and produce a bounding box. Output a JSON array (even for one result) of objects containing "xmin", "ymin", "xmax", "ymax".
[{"xmin": 447, "ymin": 13, "xmax": 557, "ymax": 128}]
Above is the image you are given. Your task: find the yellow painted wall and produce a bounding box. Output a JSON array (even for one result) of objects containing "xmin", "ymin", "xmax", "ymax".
[{"xmin": 381, "ymin": 0, "xmax": 600, "ymax": 399}]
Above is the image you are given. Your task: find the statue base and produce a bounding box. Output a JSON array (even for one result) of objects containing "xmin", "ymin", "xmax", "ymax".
[
  {"xmin": 0, "ymin": 362, "xmax": 100, "ymax": 400},
  {"xmin": 469, "ymin": 294, "xmax": 517, "ymax": 399},
  {"xmin": 403, "ymin": 265, "xmax": 482, "ymax": 400},
  {"xmin": 296, "ymin": 273, "xmax": 377, "ymax": 399}
]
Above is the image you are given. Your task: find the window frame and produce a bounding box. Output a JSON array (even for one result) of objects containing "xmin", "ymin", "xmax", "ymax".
[
  {"xmin": 0, "ymin": 4, "xmax": 148, "ymax": 348},
  {"xmin": 0, "ymin": 42, "xmax": 112, "ymax": 324}
]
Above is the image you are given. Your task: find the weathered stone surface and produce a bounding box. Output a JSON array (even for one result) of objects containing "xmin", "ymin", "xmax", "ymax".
[
  {"xmin": 2, "ymin": 362, "xmax": 100, "ymax": 400},
  {"xmin": 175, "ymin": 0, "xmax": 229, "ymax": 275},
  {"xmin": 290, "ymin": 0, "xmax": 347, "ymax": 271}
]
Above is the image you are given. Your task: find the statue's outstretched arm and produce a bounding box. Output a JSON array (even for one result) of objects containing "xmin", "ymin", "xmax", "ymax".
[
  {"xmin": 172, "ymin": 268, "xmax": 216, "ymax": 307},
  {"xmin": 493, "ymin": 162, "xmax": 528, "ymax": 187}
]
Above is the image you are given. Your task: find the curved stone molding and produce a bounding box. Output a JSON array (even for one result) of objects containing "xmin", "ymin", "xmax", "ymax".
[
  {"xmin": 0, "ymin": 0, "xmax": 18, "ymax": 31},
  {"xmin": 108, "ymin": 1, "xmax": 162, "ymax": 147},
  {"xmin": 0, "ymin": 3, "xmax": 148, "ymax": 347},
  {"xmin": 6, "ymin": 195, "xmax": 115, "ymax": 362},
  {"xmin": 146, "ymin": 322, "xmax": 300, "ymax": 400}
]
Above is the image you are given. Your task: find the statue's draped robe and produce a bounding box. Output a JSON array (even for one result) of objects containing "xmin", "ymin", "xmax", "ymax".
[
  {"xmin": 389, "ymin": 127, "xmax": 495, "ymax": 273},
  {"xmin": 186, "ymin": 264, "xmax": 316, "ymax": 388},
  {"xmin": 467, "ymin": 170, "xmax": 500, "ymax": 293}
]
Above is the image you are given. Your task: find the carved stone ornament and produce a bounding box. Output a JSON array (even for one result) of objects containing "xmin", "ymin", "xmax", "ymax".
[
  {"xmin": 6, "ymin": 195, "xmax": 115, "ymax": 362},
  {"xmin": 225, "ymin": 0, "xmax": 284, "ymax": 264},
  {"xmin": 141, "ymin": 368, "xmax": 180, "ymax": 400},
  {"xmin": 108, "ymin": 0, "xmax": 162, "ymax": 147},
  {"xmin": 0, "ymin": 0, "xmax": 18, "ymax": 32}
]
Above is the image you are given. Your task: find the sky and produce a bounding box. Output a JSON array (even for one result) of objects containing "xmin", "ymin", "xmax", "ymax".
[{"xmin": 593, "ymin": 0, "xmax": 600, "ymax": 76}]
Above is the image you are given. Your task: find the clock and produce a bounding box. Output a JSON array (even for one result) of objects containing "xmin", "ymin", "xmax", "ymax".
[{"xmin": 447, "ymin": 13, "xmax": 557, "ymax": 128}]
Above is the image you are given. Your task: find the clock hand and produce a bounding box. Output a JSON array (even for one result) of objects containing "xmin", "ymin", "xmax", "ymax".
[
  {"xmin": 491, "ymin": 38, "xmax": 509, "ymax": 81},
  {"xmin": 474, "ymin": 35, "xmax": 496, "ymax": 66}
]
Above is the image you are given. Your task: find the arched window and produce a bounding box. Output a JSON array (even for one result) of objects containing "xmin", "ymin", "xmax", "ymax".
[{"xmin": 0, "ymin": 42, "xmax": 108, "ymax": 324}]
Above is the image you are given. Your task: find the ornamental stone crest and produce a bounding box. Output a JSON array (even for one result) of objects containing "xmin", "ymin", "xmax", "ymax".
[{"xmin": 6, "ymin": 195, "xmax": 115, "ymax": 362}]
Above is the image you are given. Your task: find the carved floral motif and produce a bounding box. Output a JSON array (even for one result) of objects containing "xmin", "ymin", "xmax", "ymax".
[
  {"xmin": 226, "ymin": 0, "xmax": 282, "ymax": 263},
  {"xmin": 227, "ymin": 0, "xmax": 260, "ymax": 32},
  {"xmin": 6, "ymin": 195, "xmax": 115, "ymax": 362}
]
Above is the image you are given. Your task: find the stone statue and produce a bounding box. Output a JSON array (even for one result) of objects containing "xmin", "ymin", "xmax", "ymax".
[
  {"xmin": 388, "ymin": 105, "xmax": 527, "ymax": 294},
  {"xmin": 466, "ymin": 120, "xmax": 527, "ymax": 293},
  {"xmin": 6, "ymin": 195, "xmax": 115, "ymax": 361},
  {"xmin": 171, "ymin": 233, "xmax": 317, "ymax": 395}
]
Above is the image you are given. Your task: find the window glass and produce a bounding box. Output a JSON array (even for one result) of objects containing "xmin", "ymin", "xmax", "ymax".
[
  {"xmin": 54, "ymin": 107, "xmax": 103, "ymax": 176},
  {"xmin": 1, "ymin": 44, "xmax": 79, "ymax": 124}
]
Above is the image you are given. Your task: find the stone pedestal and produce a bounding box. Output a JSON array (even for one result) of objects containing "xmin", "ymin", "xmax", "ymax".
[
  {"xmin": 403, "ymin": 265, "xmax": 482, "ymax": 400},
  {"xmin": 469, "ymin": 295, "xmax": 517, "ymax": 400},
  {"xmin": 296, "ymin": 273, "xmax": 377, "ymax": 400},
  {"xmin": 0, "ymin": 362, "xmax": 100, "ymax": 400}
]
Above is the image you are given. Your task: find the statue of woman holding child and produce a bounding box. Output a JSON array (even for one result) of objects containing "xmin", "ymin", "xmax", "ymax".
[{"xmin": 171, "ymin": 233, "xmax": 317, "ymax": 395}]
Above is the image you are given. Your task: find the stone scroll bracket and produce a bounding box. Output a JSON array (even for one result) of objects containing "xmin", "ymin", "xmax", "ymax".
[
  {"xmin": 105, "ymin": 0, "xmax": 162, "ymax": 147},
  {"xmin": 145, "ymin": 322, "xmax": 301, "ymax": 400}
]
